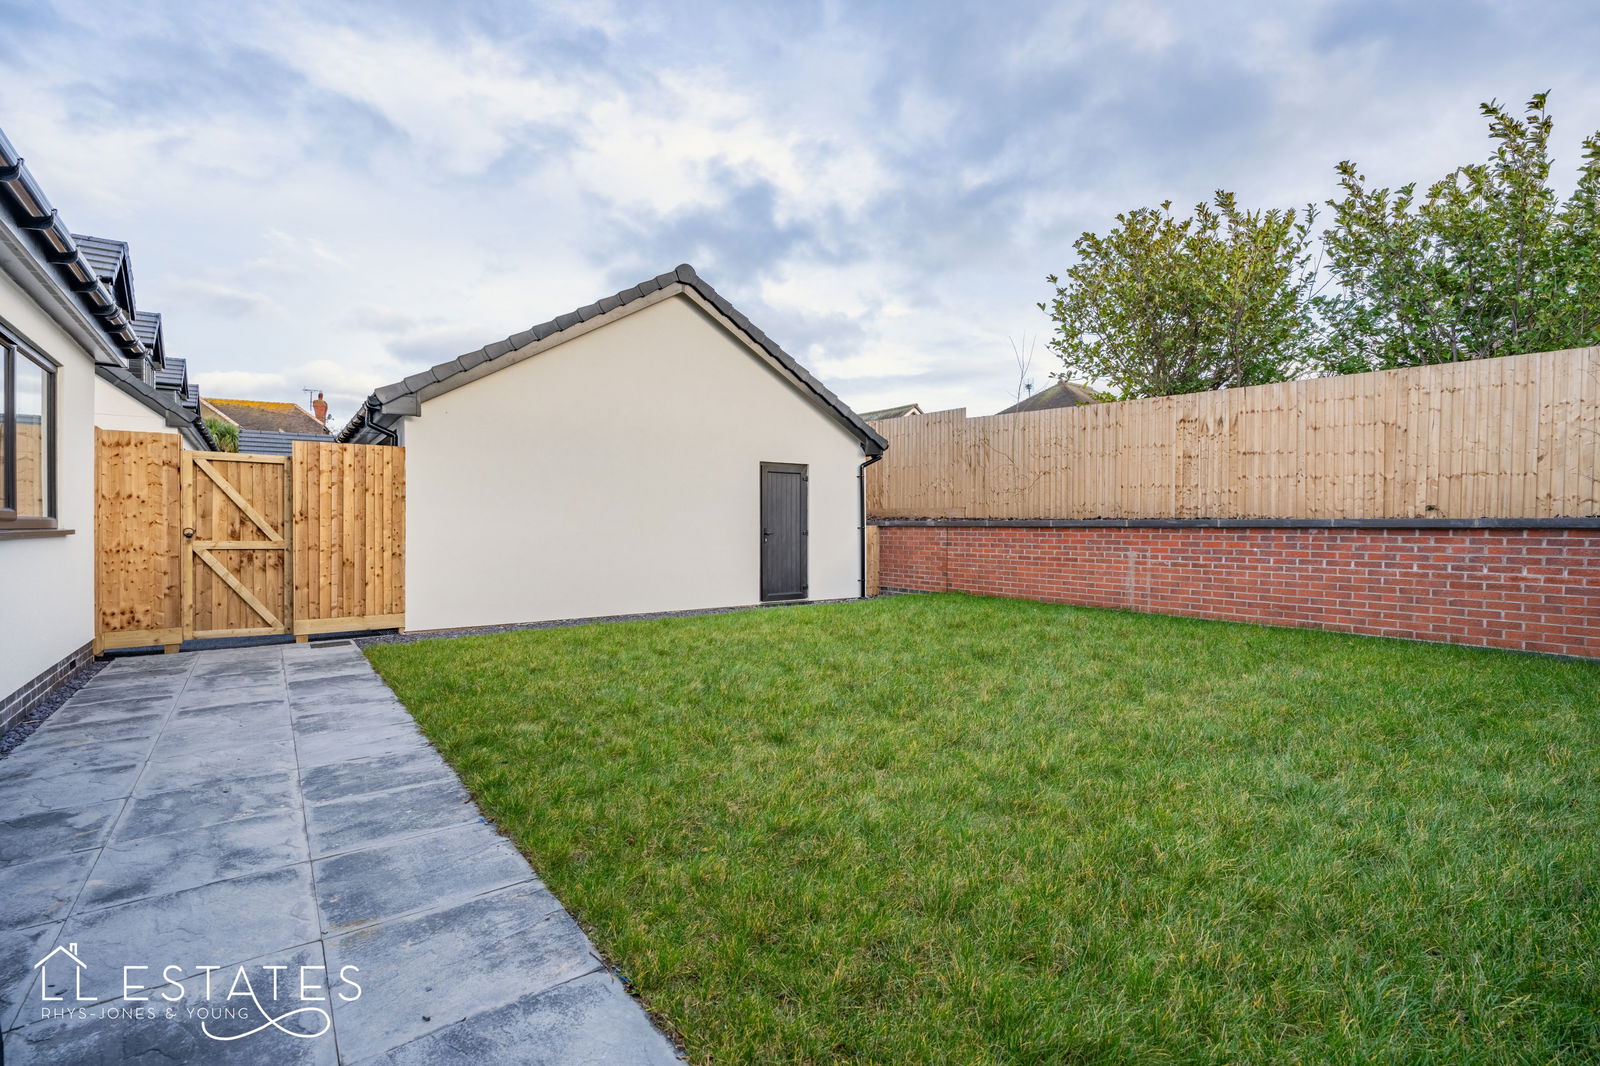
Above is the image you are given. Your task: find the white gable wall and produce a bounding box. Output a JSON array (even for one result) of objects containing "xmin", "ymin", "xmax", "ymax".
[
  {"xmin": 94, "ymin": 376, "xmax": 180, "ymax": 435},
  {"xmin": 402, "ymin": 293, "xmax": 866, "ymax": 631},
  {"xmin": 0, "ymin": 265, "xmax": 97, "ymax": 703}
]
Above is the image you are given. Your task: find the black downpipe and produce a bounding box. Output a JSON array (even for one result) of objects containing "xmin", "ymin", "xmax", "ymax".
[{"xmin": 858, "ymin": 452, "xmax": 882, "ymax": 598}]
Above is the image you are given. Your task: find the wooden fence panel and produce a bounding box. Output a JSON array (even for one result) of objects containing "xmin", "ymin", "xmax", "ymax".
[
  {"xmin": 186, "ymin": 452, "xmax": 289, "ymax": 640},
  {"xmin": 95, "ymin": 430, "xmax": 183, "ymax": 652},
  {"xmin": 291, "ymin": 440, "xmax": 405, "ymax": 637},
  {"xmin": 96, "ymin": 435, "xmax": 405, "ymax": 650},
  {"xmin": 867, "ymin": 346, "xmax": 1600, "ymax": 521}
]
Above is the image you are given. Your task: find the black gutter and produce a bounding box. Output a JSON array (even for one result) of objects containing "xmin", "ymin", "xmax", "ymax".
[
  {"xmin": 356, "ymin": 396, "xmax": 398, "ymax": 446},
  {"xmin": 858, "ymin": 452, "xmax": 882, "ymax": 597},
  {"xmin": 0, "ymin": 127, "xmax": 148, "ymax": 366}
]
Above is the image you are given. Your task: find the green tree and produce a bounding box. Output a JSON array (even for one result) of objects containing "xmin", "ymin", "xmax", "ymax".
[
  {"xmin": 1318, "ymin": 93, "xmax": 1600, "ymax": 373},
  {"xmin": 1040, "ymin": 193, "xmax": 1318, "ymax": 400},
  {"xmin": 205, "ymin": 417, "xmax": 239, "ymax": 452}
]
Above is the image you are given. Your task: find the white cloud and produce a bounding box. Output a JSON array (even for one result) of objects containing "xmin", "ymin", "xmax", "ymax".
[{"xmin": 2, "ymin": 0, "xmax": 1597, "ymax": 428}]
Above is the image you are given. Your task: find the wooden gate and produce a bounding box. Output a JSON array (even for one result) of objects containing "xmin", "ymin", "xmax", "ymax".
[
  {"xmin": 95, "ymin": 431, "xmax": 405, "ymax": 652},
  {"xmin": 183, "ymin": 452, "xmax": 291, "ymax": 640}
]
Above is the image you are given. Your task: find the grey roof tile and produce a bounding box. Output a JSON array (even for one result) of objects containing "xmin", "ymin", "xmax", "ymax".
[
  {"xmin": 153, "ymin": 356, "xmax": 187, "ymax": 390},
  {"xmin": 131, "ymin": 310, "xmax": 161, "ymax": 349},
  {"xmin": 336, "ymin": 265, "xmax": 886, "ymax": 454},
  {"xmin": 995, "ymin": 381, "xmax": 1106, "ymax": 415},
  {"xmin": 71, "ymin": 234, "xmax": 126, "ymax": 282},
  {"xmin": 235, "ymin": 429, "xmax": 329, "ymax": 456},
  {"xmin": 374, "ymin": 381, "xmax": 412, "ymax": 404}
]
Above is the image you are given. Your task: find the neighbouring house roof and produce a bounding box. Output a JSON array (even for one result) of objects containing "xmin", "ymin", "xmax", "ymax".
[
  {"xmin": 204, "ymin": 398, "xmax": 329, "ymax": 436},
  {"xmin": 235, "ymin": 429, "xmax": 330, "ymax": 456},
  {"xmin": 995, "ymin": 381, "xmax": 1108, "ymax": 415},
  {"xmin": 860, "ymin": 403, "xmax": 923, "ymax": 421},
  {"xmin": 338, "ymin": 264, "xmax": 888, "ymax": 455}
]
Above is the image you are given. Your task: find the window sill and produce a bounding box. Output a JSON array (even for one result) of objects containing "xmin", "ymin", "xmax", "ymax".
[{"xmin": 0, "ymin": 527, "xmax": 74, "ymax": 540}]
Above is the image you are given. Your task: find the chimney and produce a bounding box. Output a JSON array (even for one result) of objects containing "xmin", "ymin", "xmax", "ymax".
[{"xmin": 312, "ymin": 392, "xmax": 328, "ymax": 426}]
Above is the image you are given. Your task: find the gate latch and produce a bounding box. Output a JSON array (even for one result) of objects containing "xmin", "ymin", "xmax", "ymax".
[{"xmin": 182, "ymin": 527, "xmax": 196, "ymax": 539}]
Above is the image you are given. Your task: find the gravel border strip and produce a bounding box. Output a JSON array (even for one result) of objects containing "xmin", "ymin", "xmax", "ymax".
[
  {"xmin": 354, "ymin": 597, "xmax": 860, "ymax": 648},
  {"xmin": 0, "ymin": 659, "xmax": 108, "ymax": 758}
]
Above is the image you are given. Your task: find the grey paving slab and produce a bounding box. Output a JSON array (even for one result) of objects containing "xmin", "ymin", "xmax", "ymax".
[
  {"xmin": 284, "ymin": 658, "xmax": 376, "ymax": 683},
  {"xmin": 369, "ymin": 971, "xmax": 681, "ymax": 1066},
  {"xmin": 172, "ymin": 697, "xmax": 289, "ymax": 724},
  {"xmin": 15, "ymin": 716, "xmax": 162, "ymax": 751},
  {"xmin": 0, "ymin": 923, "xmax": 61, "ymax": 1031},
  {"xmin": 51, "ymin": 865, "xmax": 319, "ymax": 998},
  {"xmin": 2, "ymin": 739, "xmax": 148, "ymax": 781},
  {"xmin": 292, "ymin": 704, "xmax": 415, "ymax": 739},
  {"xmin": 111, "ymin": 770, "xmax": 299, "ymax": 841},
  {"xmin": 0, "ymin": 644, "xmax": 678, "ymax": 1063},
  {"xmin": 313, "ymin": 822, "xmax": 535, "ymax": 934},
  {"xmin": 4, "ymin": 943, "xmax": 337, "ymax": 1065},
  {"xmin": 191, "ymin": 655, "xmax": 284, "ymax": 679},
  {"xmin": 298, "ymin": 747, "xmax": 455, "ymax": 805},
  {"xmin": 0, "ymin": 761, "xmax": 143, "ymax": 816},
  {"xmin": 34, "ymin": 697, "xmax": 176, "ymax": 729},
  {"xmin": 305, "ymin": 777, "xmax": 477, "ymax": 857},
  {"xmin": 0, "ymin": 800, "xmax": 125, "ymax": 869},
  {"xmin": 81, "ymin": 810, "xmax": 308, "ymax": 912},
  {"xmin": 324, "ymin": 883, "xmax": 596, "ymax": 1062},
  {"xmin": 288, "ymin": 674, "xmax": 396, "ymax": 712},
  {"xmin": 295, "ymin": 724, "xmax": 427, "ymax": 769},
  {"xmin": 37, "ymin": 700, "xmax": 169, "ymax": 729},
  {"xmin": 66, "ymin": 675, "xmax": 187, "ymax": 702},
  {"xmin": 98, "ymin": 653, "xmax": 194, "ymax": 674},
  {"xmin": 175, "ymin": 681, "xmax": 287, "ymax": 712},
  {"xmin": 133, "ymin": 740, "xmax": 298, "ymax": 795},
  {"xmin": 145, "ymin": 716, "xmax": 293, "ymax": 763},
  {"xmin": 0, "ymin": 851, "xmax": 97, "ymax": 931}
]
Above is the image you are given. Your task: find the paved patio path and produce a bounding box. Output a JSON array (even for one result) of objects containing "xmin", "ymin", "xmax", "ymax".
[{"xmin": 0, "ymin": 642, "xmax": 681, "ymax": 1065}]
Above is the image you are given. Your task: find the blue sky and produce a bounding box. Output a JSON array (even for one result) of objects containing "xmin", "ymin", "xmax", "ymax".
[{"xmin": 2, "ymin": 0, "xmax": 1597, "ymax": 424}]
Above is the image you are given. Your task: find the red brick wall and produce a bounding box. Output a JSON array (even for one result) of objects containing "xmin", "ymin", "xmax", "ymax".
[{"xmin": 877, "ymin": 524, "xmax": 1600, "ymax": 658}]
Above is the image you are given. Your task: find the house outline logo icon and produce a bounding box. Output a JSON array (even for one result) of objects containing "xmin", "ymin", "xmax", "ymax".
[{"xmin": 33, "ymin": 942, "xmax": 92, "ymax": 1003}]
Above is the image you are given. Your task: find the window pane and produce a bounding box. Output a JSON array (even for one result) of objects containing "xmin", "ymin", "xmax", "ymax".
[{"xmin": 14, "ymin": 353, "xmax": 47, "ymax": 517}]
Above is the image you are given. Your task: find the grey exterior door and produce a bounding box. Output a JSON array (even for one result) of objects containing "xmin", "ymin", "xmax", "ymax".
[{"xmin": 760, "ymin": 462, "xmax": 807, "ymax": 601}]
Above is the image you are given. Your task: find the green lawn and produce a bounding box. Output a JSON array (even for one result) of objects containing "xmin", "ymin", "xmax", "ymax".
[{"xmin": 365, "ymin": 594, "xmax": 1600, "ymax": 1065}]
